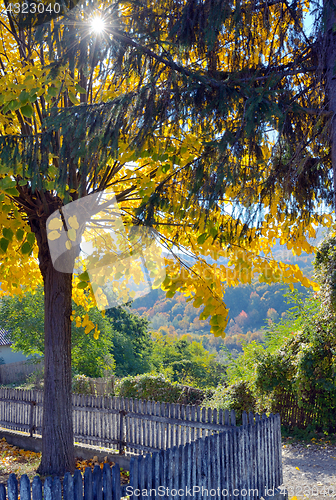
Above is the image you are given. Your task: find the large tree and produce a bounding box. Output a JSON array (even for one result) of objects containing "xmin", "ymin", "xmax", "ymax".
[{"xmin": 0, "ymin": 0, "xmax": 333, "ymax": 475}]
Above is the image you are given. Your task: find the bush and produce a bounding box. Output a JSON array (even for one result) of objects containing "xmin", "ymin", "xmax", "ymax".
[
  {"xmin": 117, "ymin": 373, "xmax": 209, "ymax": 405},
  {"xmin": 204, "ymin": 381, "xmax": 257, "ymax": 424},
  {"xmin": 72, "ymin": 374, "xmax": 92, "ymax": 395},
  {"xmin": 26, "ymin": 366, "xmax": 44, "ymax": 390}
]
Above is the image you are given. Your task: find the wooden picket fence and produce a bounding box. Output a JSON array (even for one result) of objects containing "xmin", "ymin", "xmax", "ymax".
[
  {"xmin": 0, "ymin": 411, "xmax": 283, "ymax": 500},
  {"xmin": 0, "ymin": 388, "xmax": 237, "ymax": 454}
]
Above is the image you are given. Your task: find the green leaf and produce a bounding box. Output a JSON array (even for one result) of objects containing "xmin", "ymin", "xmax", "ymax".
[
  {"xmin": 4, "ymin": 187, "xmax": 19, "ymax": 196},
  {"xmin": 79, "ymin": 271, "xmax": 89, "ymax": 281},
  {"xmin": 47, "ymin": 87, "xmax": 58, "ymax": 97},
  {"xmin": 8, "ymin": 100, "xmax": 20, "ymax": 111},
  {"xmin": 27, "ymin": 232, "xmax": 35, "ymax": 246},
  {"xmin": 0, "ymin": 177, "xmax": 15, "ymax": 188},
  {"xmin": 21, "ymin": 242, "xmax": 32, "ymax": 255},
  {"xmin": 16, "ymin": 229, "xmax": 24, "ymax": 241},
  {"xmin": 68, "ymin": 92, "xmax": 79, "ymax": 105},
  {"xmin": 2, "ymin": 228, "xmax": 13, "ymax": 241},
  {"xmin": 75, "ymin": 83, "xmax": 87, "ymax": 94},
  {"xmin": 77, "ymin": 281, "xmax": 89, "ymax": 289},
  {"xmin": 197, "ymin": 233, "xmax": 208, "ymax": 245},
  {"xmin": 20, "ymin": 104, "xmax": 34, "ymax": 118},
  {"xmin": 19, "ymin": 91, "xmax": 30, "ymax": 104},
  {"xmin": 0, "ymin": 238, "xmax": 9, "ymax": 253}
]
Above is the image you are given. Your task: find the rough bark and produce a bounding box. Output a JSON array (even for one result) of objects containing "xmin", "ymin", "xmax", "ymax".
[
  {"xmin": 29, "ymin": 201, "xmax": 75, "ymax": 476},
  {"xmin": 325, "ymin": 0, "xmax": 336, "ymax": 215}
]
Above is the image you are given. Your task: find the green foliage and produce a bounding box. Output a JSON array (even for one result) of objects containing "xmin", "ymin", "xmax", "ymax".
[
  {"xmin": 117, "ymin": 373, "xmax": 209, "ymax": 405},
  {"xmin": 0, "ymin": 286, "xmax": 152, "ymax": 378},
  {"xmin": 150, "ymin": 333, "xmax": 227, "ymax": 389},
  {"xmin": 225, "ymin": 240, "xmax": 336, "ymax": 432},
  {"xmin": 314, "ymin": 234, "xmax": 336, "ymax": 313},
  {"xmin": 105, "ymin": 307, "xmax": 153, "ymax": 377},
  {"xmin": 204, "ymin": 381, "xmax": 257, "ymax": 424},
  {"xmin": 72, "ymin": 374, "xmax": 92, "ymax": 395}
]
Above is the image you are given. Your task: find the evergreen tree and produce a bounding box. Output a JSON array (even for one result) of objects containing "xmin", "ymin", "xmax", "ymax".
[{"xmin": 0, "ymin": 0, "xmax": 333, "ymax": 474}]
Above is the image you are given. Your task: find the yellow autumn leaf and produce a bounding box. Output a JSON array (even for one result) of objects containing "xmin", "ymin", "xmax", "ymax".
[
  {"xmin": 48, "ymin": 230, "xmax": 61, "ymax": 240},
  {"xmin": 48, "ymin": 218, "xmax": 62, "ymax": 230},
  {"xmin": 82, "ymin": 313, "xmax": 90, "ymax": 327},
  {"xmin": 68, "ymin": 228, "xmax": 76, "ymax": 241},
  {"xmin": 84, "ymin": 321, "xmax": 95, "ymax": 334},
  {"xmin": 68, "ymin": 215, "xmax": 79, "ymax": 229},
  {"xmin": 93, "ymin": 327, "xmax": 100, "ymax": 340}
]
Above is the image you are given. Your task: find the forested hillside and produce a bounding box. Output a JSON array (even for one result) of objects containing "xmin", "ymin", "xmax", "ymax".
[{"xmin": 131, "ymin": 240, "xmax": 319, "ymax": 354}]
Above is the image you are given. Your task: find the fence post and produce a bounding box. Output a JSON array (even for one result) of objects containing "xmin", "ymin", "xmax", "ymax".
[
  {"xmin": 20, "ymin": 475, "xmax": 31, "ymax": 500},
  {"xmin": 32, "ymin": 476, "xmax": 42, "ymax": 500},
  {"xmin": 29, "ymin": 401, "xmax": 36, "ymax": 437},
  {"xmin": 7, "ymin": 474, "xmax": 18, "ymax": 500},
  {"xmin": 93, "ymin": 465, "xmax": 102, "ymax": 500},
  {"xmin": 64, "ymin": 473, "xmax": 74, "ymax": 500},
  {"xmin": 84, "ymin": 468, "xmax": 93, "ymax": 500},
  {"xmin": 119, "ymin": 409, "xmax": 127, "ymax": 454},
  {"xmin": 103, "ymin": 463, "xmax": 112, "ymax": 500},
  {"xmin": 112, "ymin": 464, "xmax": 121, "ymax": 500},
  {"xmin": 44, "ymin": 477, "xmax": 52, "ymax": 500},
  {"xmin": 0, "ymin": 484, "xmax": 5, "ymax": 500},
  {"xmin": 52, "ymin": 477, "xmax": 62, "ymax": 500}
]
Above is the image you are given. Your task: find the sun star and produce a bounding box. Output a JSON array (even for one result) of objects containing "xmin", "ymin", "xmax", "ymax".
[{"xmin": 91, "ymin": 16, "xmax": 105, "ymax": 33}]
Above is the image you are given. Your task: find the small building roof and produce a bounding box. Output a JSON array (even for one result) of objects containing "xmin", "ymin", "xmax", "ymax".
[{"xmin": 0, "ymin": 328, "xmax": 12, "ymax": 346}]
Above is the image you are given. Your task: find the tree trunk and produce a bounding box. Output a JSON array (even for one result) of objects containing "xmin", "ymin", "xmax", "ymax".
[
  {"xmin": 29, "ymin": 209, "xmax": 75, "ymax": 475},
  {"xmin": 37, "ymin": 261, "xmax": 74, "ymax": 475},
  {"xmin": 325, "ymin": 0, "xmax": 336, "ymax": 216}
]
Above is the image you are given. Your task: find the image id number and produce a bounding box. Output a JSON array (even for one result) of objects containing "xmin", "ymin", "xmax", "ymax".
[{"xmin": 6, "ymin": 3, "xmax": 61, "ymax": 14}]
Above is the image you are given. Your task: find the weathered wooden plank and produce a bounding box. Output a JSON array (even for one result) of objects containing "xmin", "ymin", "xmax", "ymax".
[
  {"xmin": 20, "ymin": 474, "xmax": 31, "ymax": 500},
  {"xmin": 63, "ymin": 472, "xmax": 74, "ymax": 500},
  {"xmin": 277, "ymin": 413, "xmax": 283, "ymax": 485},
  {"xmin": 112, "ymin": 464, "xmax": 120, "ymax": 500},
  {"xmin": 52, "ymin": 477, "xmax": 62, "ymax": 500},
  {"xmin": 138, "ymin": 456, "xmax": 145, "ymax": 500},
  {"xmin": 74, "ymin": 469, "xmax": 83, "ymax": 500},
  {"xmin": 152, "ymin": 452, "xmax": 160, "ymax": 491},
  {"xmin": 84, "ymin": 468, "xmax": 93, "ymax": 500},
  {"xmin": 93, "ymin": 465, "xmax": 102, "ymax": 500},
  {"xmin": 8, "ymin": 473, "xmax": 18, "ymax": 500},
  {"xmin": 102, "ymin": 463, "xmax": 112, "ymax": 500},
  {"xmin": 166, "ymin": 447, "xmax": 174, "ymax": 500},
  {"xmin": 145, "ymin": 454, "xmax": 152, "ymax": 493},
  {"xmin": 32, "ymin": 476, "xmax": 42, "ymax": 500},
  {"xmin": 44, "ymin": 477, "xmax": 52, "ymax": 500},
  {"xmin": 0, "ymin": 483, "xmax": 5, "ymax": 500}
]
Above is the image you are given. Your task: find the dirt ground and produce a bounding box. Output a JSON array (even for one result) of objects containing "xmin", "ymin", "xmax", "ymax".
[{"xmin": 281, "ymin": 441, "xmax": 336, "ymax": 500}]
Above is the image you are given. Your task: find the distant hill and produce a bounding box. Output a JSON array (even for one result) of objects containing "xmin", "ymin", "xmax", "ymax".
[{"xmin": 131, "ymin": 230, "xmax": 325, "ymax": 354}]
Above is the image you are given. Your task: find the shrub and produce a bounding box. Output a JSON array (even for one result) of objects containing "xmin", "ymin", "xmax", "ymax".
[
  {"xmin": 203, "ymin": 380, "xmax": 257, "ymax": 424},
  {"xmin": 72, "ymin": 374, "xmax": 92, "ymax": 395},
  {"xmin": 117, "ymin": 373, "xmax": 209, "ymax": 405}
]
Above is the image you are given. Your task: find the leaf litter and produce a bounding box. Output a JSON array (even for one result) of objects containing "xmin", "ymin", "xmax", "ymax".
[{"xmin": 0, "ymin": 438, "xmax": 130, "ymax": 485}]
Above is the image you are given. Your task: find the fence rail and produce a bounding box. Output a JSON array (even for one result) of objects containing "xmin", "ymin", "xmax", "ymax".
[
  {"xmin": 0, "ymin": 411, "xmax": 283, "ymax": 500},
  {"xmin": 0, "ymin": 388, "xmax": 237, "ymax": 454}
]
